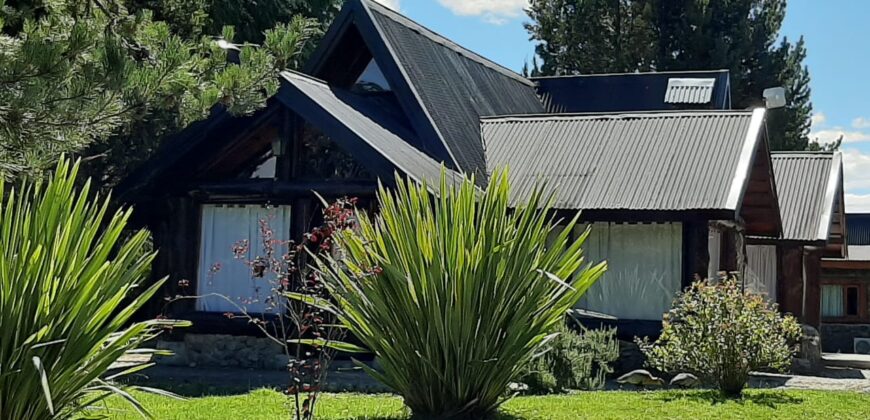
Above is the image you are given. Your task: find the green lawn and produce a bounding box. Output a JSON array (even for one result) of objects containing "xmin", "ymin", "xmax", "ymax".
[{"xmin": 100, "ymin": 389, "xmax": 870, "ymax": 419}]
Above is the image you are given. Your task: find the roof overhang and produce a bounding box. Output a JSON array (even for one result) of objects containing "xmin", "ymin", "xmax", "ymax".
[{"xmin": 728, "ymin": 108, "xmax": 783, "ymax": 237}]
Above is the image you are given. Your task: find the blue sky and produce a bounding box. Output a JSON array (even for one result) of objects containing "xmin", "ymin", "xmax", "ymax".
[{"xmin": 376, "ymin": 0, "xmax": 870, "ymax": 211}]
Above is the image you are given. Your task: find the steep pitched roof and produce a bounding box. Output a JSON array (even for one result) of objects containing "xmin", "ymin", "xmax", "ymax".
[
  {"xmin": 481, "ymin": 109, "xmax": 781, "ymax": 235},
  {"xmin": 534, "ymin": 70, "xmax": 731, "ymax": 113},
  {"xmin": 771, "ymin": 152, "xmax": 844, "ymax": 242},
  {"xmin": 306, "ymin": 0, "xmax": 546, "ymax": 179},
  {"xmin": 277, "ymin": 71, "xmax": 465, "ymax": 193}
]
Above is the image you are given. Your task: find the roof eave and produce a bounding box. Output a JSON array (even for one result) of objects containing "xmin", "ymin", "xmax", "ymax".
[{"xmin": 816, "ymin": 152, "xmax": 844, "ymax": 241}]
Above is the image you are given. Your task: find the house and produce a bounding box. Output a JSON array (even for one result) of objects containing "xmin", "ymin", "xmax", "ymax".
[
  {"xmin": 742, "ymin": 152, "xmax": 847, "ymax": 330},
  {"xmin": 819, "ymin": 213, "xmax": 870, "ymax": 352},
  {"xmin": 119, "ymin": 0, "xmax": 785, "ymax": 350}
]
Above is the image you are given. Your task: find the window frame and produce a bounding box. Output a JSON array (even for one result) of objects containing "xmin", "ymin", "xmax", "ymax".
[{"xmin": 821, "ymin": 280, "xmax": 868, "ymax": 323}]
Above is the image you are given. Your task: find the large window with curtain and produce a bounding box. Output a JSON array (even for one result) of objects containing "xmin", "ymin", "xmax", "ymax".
[
  {"xmin": 745, "ymin": 244, "xmax": 777, "ymax": 300},
  {"xmin": 196, "ymin": 204, "xmax": 292, "ymax": 314},
  {"xmin": 574, "ymin": 222, "xmax": 683, "ymax": 320}
]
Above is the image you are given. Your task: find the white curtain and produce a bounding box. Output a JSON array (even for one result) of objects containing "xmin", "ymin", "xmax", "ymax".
[
  {"xmin": 708, "ymin": 226, "xmax": 722, "ymax": 281},
  {"xmin": 745, "ymin": 245, "xmax": 777, "ymax": 300},
  {"xmin": 821, "ymin": 285, "xmax": 844, "ymax": 317},
  {"xmin": 197, "ymin": 204, "xmax": 292, "ymax": 313},
  {"xmin": 575, "ymin": 222, "xmax": 683, "ymax": 320}
]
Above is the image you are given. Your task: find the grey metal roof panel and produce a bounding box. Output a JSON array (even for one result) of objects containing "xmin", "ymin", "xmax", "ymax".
[
  {"xmin": 664, "ymin": 78, "xmax": 716, "ymax": 104},
  {"xmin": 481, "ymin": 110, "xmax": 764, "ymax": 211},
  {"xmin": 365, "ymin": 0, "xmax": 546, "ymax": 178},
  {"xmin": 279, "ymin": 71, "xmax": 467, "ymax": 192},
  {"xmin": 770, "ymin": 152, "xmax": 841, "ymax": 242},
  {"xmin": 848, "ymin": 245, "xmax": 870, "ymax": 260}
]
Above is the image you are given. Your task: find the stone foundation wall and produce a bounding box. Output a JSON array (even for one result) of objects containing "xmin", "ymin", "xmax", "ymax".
[
  {"xmin": 156, "ymin": 334, "xmax": 288, "ymax": 370},
  {"xmin": 820, "ymin": 323, "xmax": 870, "ymax": 353}
]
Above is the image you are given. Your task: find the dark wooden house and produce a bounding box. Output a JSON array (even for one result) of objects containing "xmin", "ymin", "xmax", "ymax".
[
  {"xmin": 119, "ymin": 0, "xmax": 785, "ymax": 340},
  {"xmin": 743, "ymin": 152, "xmax": 846, "ymax": 329}
]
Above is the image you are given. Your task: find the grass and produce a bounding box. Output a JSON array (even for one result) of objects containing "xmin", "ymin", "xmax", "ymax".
[{"xmin": 99, "ymin": 389, "xmax": 870, "ymax": 419}]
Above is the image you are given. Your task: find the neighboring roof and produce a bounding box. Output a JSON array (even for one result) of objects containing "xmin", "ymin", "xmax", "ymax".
[
  {"xmin": 361, "ymin": 0, "xmax": 546, "ymax": 178},
  {"xmin": 481, "ymin": 109, "xmax": 771, "ymax": 218},
  {"xmin": 771, "ymin": 152, "xmax": 843, "ymax": 242},
  {"xmin": 664, "ymin": 78, "xmax": 716, "ymax": 104},
  {"xmin": 533, "ymin": 70, "xmax": 731, "ymax": 113},
  {"xmin": 849, "ymin": 245, "xmax": 870, "ymax": 261},
  {"xmin": 847, "ymin": 213, "xmax": 870, "ymax": 245},
  {"xmin": 277, "ymin": 71, "xmax": 466, "ymax": 192}
]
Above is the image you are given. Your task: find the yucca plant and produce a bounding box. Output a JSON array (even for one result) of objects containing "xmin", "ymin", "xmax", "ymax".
[
  {"xmin": 0, "ymin": 158, "xmax": 187, "ymax": 419},
  {"xmin": 313, "ymin": 169, "xmax": 607, "ymax": 418}
]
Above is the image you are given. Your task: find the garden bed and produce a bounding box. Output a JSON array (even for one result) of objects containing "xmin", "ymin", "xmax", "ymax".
[{"xmin": 103, "ymin": 389, "xmax": 870, "ymax": 419}]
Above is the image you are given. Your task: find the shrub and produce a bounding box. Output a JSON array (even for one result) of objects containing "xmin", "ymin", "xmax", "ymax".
[
  {"xmin": 0, "ymin": 158, "xmax": 186, "ymax": 419},
  {"xmin": 313, "ymin": 169, "xmax": 607, "ymax": 418},
  {"xmin": 519, "ymin": 323, "xmax": 619, "ymax": 393},
  {"xmin": 637, "ymin": 278, "xmax": 802, "ymax": 398}
]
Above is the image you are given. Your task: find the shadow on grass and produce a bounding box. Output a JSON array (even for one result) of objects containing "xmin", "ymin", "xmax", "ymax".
[{"xmin": 656, "ymin": 390, "xmax": 804, "ymax": 408}]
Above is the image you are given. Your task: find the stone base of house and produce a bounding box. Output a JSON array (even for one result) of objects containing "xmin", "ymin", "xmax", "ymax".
[
  {"xmin": 155, "ymin": 334, "xmax": 288, "ymax": 370},
  {"xmin": 792, "ymin": 324, "xmax": 823, "ymax": 375},
  {"xmin": 820, "ymin": 323, "xmax": 870, "ymax": 353}
]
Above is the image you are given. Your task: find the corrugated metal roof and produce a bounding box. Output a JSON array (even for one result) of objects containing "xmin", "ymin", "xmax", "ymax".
[
  {"xmin": 664, "ymin": 78, "xmax": 716, "ymax": 104},
  {"xmin": 533, "ymin": 70, "xmax": 730, "ymax": 113},
  {"xmin": 280, "ymin": 71, "xmax": 467, "ymax": 192},
  {"xmin": 847, "ymin": 214, "xmax": 870, "ymax": 245},
  {"xmin": 770, "ymin": 152, "xmax": 841, "ymax": 242},
  {"xmin": 481, "ymin": 110, "xmax": 763, "ymax": 211},
  {"xmin": 364, "ymin": 0, "xmax": 546, "ymax": 179}
]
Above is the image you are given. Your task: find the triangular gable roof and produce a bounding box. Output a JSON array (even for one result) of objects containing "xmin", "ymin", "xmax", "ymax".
[
  {"xmin": 771, "ymin": 152, "xmax": 845, "ymax": 243},
  {"xmin": 276, "ymin": 71, "xmax": 465, "ymax": 193},
  {"xmin": 481, "ymin": 108, "xmax": 782, "ymax": 236},
  {"xmin": 305, "ymin": 0, "xmax": 545, "ymax": 179},
  {"xmin": 117, "ymin": 73, "xmax": 466, "ymax": 201}
]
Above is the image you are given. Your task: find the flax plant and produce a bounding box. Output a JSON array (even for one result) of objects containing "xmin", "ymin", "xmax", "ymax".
[
  {"xmin": 0, "ymin": 158, "xmax": 187, "ymax": 419},
  {"xmin": 313, "ymin": 169, "xmax": 607, "ymax": 418}
]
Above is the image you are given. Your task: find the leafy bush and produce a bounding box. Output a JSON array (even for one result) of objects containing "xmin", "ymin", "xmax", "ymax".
[
  {"xmin": 638, "ymin": 278, "xmax": 802, "ymax": 397},
  {"xmin": 519, "ymin": 323, "xmax": 619, "ymax": 393},
  {"xmin": 313, "ymin": 170, "xmax": 607, "ymax": 418},
  {"xmin": 0, "ymin": 158, "xmax": 186, "ymax": 419}
]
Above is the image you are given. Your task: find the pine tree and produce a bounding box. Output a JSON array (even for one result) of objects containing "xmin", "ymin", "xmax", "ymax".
[
  {"xmin": 0, "ymin": 0, "xmax": 321, "ymax": 180},
  {"xmin": 525, "ymin": 0, "xmax": 813, "ymax": 151}
]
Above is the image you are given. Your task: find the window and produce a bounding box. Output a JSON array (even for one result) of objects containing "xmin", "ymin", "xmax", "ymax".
[
  {"xmin": 352, "ymin": 59, "xmax": 391, "ymax": 92},
  {"xmin": 197, "ymin": 204, "xmax": 292, "ymax": 314},
  {"xmin": 822, "ymin": 283, "xmax": 866, "ymax": 321},
  {"xmin": 575, "ymin": 222, "xmax": 682, "ymax": 321}
]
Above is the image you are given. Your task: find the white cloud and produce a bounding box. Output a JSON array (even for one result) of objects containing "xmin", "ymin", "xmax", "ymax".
[
  {"xmin": 853, "ymin": 117, "xmax": 870, "ymax": 129},
  {"xmin": 373, "ymin": 0, "xmax": 400, "ymax": 10},
  {"xmin": 811, "ymin": 128, "xmax": 870, "ymax": 144},
  {"xmin": 437, "ymin": 0, "xmax": 529, "ymax": 24},
  {"xmin": 842, "ymin": 148, "xmax": 870, "ymax": 192},
  {"xmin": 811, "ymin": 112, "xmax": 826, "ymax": 129},
  {"xmin": 846, "ymin": 193, "xmax": 870, "ymax": 213}
]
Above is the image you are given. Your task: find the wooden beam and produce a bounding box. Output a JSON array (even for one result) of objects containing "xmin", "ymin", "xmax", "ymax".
[{"xmin": 190, "ymin": 180, "xmax": 379, "ymax": 199}]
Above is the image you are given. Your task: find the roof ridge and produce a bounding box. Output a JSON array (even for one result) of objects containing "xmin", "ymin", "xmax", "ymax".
[
  {"xmin": 362, "ymin": 0, "xmax": 533, "ymax": 87},
  {"xmin": 771, "ymin": 151, "xmax": 835, "ymax": 157},
  {"xmin": 481, "ymin": 109, "xmax": 756, "ymax": 123},
  {"xmin": 530, "ymin": 69, "xmax": 730, "ymax": 80}
]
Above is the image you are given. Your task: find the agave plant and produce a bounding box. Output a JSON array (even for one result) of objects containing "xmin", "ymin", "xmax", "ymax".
[
  {"xmin": 0, "ymin": 158, "xmax": 187, "ymax": 419},
  {"xmin": 313, "ymin": 169, "xmax": 606, "ymax": 418}
]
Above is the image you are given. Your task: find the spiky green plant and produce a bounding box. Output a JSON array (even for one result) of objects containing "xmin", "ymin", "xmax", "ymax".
[
  {"xmin": 313, "ymin": 169, "xmax": 607, "ymax": 418},
  {"xmin": 0, "ymin": 158, "xmax": 187, "ymax": 419}
]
